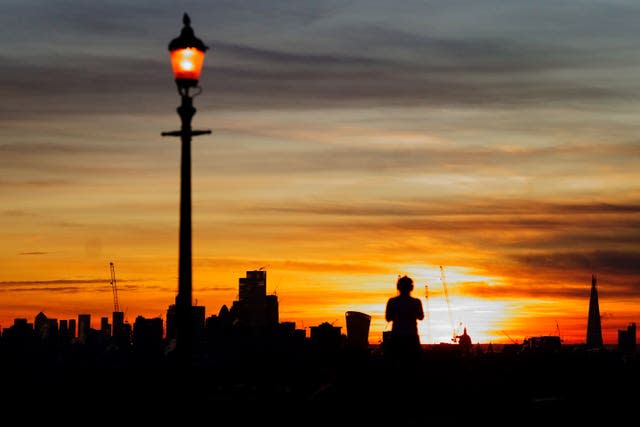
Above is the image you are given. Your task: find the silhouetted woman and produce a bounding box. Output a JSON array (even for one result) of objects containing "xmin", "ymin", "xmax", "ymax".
[{"xmin": 385, "ymin": 275, "xmax": 424, "ymax": 360}]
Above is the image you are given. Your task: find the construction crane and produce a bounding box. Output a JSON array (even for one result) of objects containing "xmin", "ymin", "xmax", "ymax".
[
  {"xmin": 440, "ymin": 266, "xmax": 456, "ymax": 342},
  {"xmin": 555, "ymin": 320, "xmax": 563, "ymax": 343},
  {"xmin": 502, "ymin": 330, "xmax": 519, "ymax": 345},
  {"xmin": 109, "ymin": 262, "xmax": 120, "ymax": 313}
]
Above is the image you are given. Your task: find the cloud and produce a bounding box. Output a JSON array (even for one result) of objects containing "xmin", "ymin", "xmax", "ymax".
[
  {"xmin": 512, "ymin": 250, "xmax": 640, "ymax": 277},
  {"xmin": 202, "ymin": 52, "xmax": 628, "ymax": 111},
  {"xmin": 0, "ymin": 279, "xmax": 109, "ymax": 286},
  {"xmin": 0, "ymin": 278, "xmax": 149, "ymax": 294},
  {"xmin": 252, "ymin": 199, "xmax": 640, "ymax": 218},
  {"xmin": 190, "ymin": 139, "xmax": 640, "ymax": 177},
  {"xmin": 196, "ymin": 286, "xmax": 236, "ymax": 292},
  {"xmin": 240, "ymin": 199, "xmax": 640, "ymax": 250},
  {"xmin": 0, "ymin": 142, "xmax": 117, "ymax": 156},
  {"xmin": 1, "ymin": 210, "xmax": 31, "ymax": 217},
  {"xmin": 0, "ymin": 286, "xmax": 104, "ymax": 294},
  {"xmin": 3, "ymin": 5, "xmax": 639, "ymax": 121},
  {"xmin": 198, "ymin": 257, "xmax": 391, "ymax": 274},
  {"xmin": 461, "ymin": 279, "xmax": 640, "ymax": 300},
  {"xmin": 214, "ymin": 40, "xmax": 389, "ymax": 69},
  {"xmin": 547, "ymin": 203, "xmax": 640, "ymax": 215},
  {"xmin": 18, "ymin": 252, "xmax": 48, "ymax": 256},
  {"xmin": 323, "ymin": 24, "xmax": 624, "ymax": 73}
]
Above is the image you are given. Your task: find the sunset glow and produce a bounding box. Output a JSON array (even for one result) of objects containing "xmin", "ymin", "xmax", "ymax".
[{"xmin": 1, "ymin": 2, "xmax": 639, "ymax": 345}]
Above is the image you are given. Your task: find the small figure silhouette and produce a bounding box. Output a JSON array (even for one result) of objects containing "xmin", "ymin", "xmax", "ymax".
[{"xmin": 385, "ymin": 275, "xmax": 424, "ymax": 360}]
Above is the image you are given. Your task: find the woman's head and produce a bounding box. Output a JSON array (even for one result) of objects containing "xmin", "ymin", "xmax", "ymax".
[{"xmin": 396, "ymin": 275, "xmax": 414, "ymax": 295}]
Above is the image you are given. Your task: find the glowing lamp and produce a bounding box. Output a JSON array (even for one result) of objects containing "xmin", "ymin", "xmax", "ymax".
[
  {"xmin": 169, "ymin": 14, "xmax": 208, "ymax": 89},
  {"xmin": 170, "ymin": 48, "xmax": 205, "ymax": 83}
]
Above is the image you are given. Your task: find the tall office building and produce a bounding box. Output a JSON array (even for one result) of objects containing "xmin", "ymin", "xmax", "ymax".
[
  {"xmin": 100, "ymin": 317, "xmax": 111, "ymax": 337},
  {"xmin": 346, "ymin": 311, "xmax": 371, "ymax": 349},
  {"xmin": 239, "ymin": 270, "xmax": 267, "ymax": 302},
  {"xmin": 34, "ymin": 311, "xmax": 48, "ymax": 340},
  {"xmin": 133, "ymin": 316, "xmax": 164, "ymax": 354},
  {"xmin": 166, "ymin": 304, "xmax": 176, "ymax": 340},
  {"xmin": 232, "ymin": 270, "xmax": 279, "ymax": 333},
  {"xmin": 78, "ymin": 314, "xmax": 91, "ymax": 344},
  {"xmin": 310, "ymin": 322, "xmax": 342, "ymax": 352},
  {"xmin": 166, "ymin": 304, "xmax": 204, "ymax": 342},
  {"xmin": 586, "ymin": 275, "xmax": 603, "ymax": 349},
  {"xmin": 68, "ymin": 319, "xmax": 76, "ymax": 339},
  {"xmin": 59, "ymin": 319, "xmax": 69, "ymax": 343},
  {"xmin": 266, "ymin": 295, "xmax": 279, "ymax": 325},
  {"xmin": 112, "ymin": 311, "xmax": 124, "ymax": 341},
  {"xmin": 192, "ymin": 305, "xmax": 206, "ymax": 344},
  {"xmin": 47, "ymin": 319, "xmax": 58, "ymax": 342},
  {"xmin": 618, "ymin": 323, "xmax": 636, "ymax": 354}
]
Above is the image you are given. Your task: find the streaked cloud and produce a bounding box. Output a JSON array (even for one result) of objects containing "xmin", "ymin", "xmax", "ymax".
[
  {"xmin": 198, "ymin": 256, "xmax": 392, "ymax": 274},
  {"xmin": 0, "ymin": 279, "xmax": 111, "ymax": 286},
  {"xmin": 513, "ymin": 250, "xmax": 640, "ymax": 277}
]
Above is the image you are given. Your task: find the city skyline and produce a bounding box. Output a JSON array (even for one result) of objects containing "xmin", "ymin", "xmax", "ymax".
[
  {"xmin": 0, "ymin": 266, "xmax": 625, "ymax": 345},
  {"xmin": 1, "ymin": 1, "xmax": 639, "ymax": 344}
]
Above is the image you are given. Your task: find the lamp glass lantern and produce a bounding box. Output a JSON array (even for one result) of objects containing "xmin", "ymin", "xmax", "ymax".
[{"xmin": 169, "ymin": 14, "xmax": 208, "ymax": 89}]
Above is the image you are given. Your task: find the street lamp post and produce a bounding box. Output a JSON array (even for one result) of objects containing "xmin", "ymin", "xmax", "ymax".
[{"xmin": 162, "ymin": 13, "xmax": 210, "ymax": 365}]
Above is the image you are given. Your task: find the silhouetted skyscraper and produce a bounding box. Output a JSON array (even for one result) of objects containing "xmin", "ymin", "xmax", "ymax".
[
  {"xmin": 345, "ymin": 311, "xmax": 371, "ymax": 349},
  {"xmin": 133, "ymin": 316, "xmax": 164, "ymax": 355},
  {"xmin": 232, "ymin": 270, "xmax": 279, "ymax": 333},
  {"xmin": 111, "ymin": 311, "xmax": 126, "ymax": 348},
  {"xmin": 34, "ymin": 311, "xmax": 48, "ymax": 340},
  {"xmin": 192, "ymin": 305, "xmax": 205, "ymax": 344},
  {"xmin": 59, "ymin": 319, "xmax": 69, "ymax": 343},
  {"xmin": 239, "ymin": 270, "xmax": 267, "ymax": 302},
  {"xmin": 120, "ymin": 322, "xmax": 132, "ymax": 348},
  {"xmin": 166, "ymin": 304, "xmax": 176, "ymax": 341},
  {"xmin": 78, "ymin": 314, "xmax": 91, "ymax": 344},
  {"xmin": 47, "ymin": 319, "xmax": 58, "ymax": 343},
  {"xmin": 310, "ymin": 322, "xmax": 342, "ymax": 352},
  {"xmin": 266, "ymin": 295, "xmax": 279, "ymax": 325},
  {"xmin": 618, "ymin": 323, "xmax": 636, "ymax": 354},
  {"xmin": 586, "ymin": 275, "xmax": 603, "ymax": 349},
  {"xmin": 101, "ymin": 317, "xmax": 111, "ymax": 337},
  {"xmin": 2, "ymin": 319, "xmax": 34, "ymax": 345},
  {"xmin": 69, "ymin": 319, "xmax": 76, "ymax": 339},
  {"xmin": 68, "ymin": 319, "xmax": 76, "ymax": 338}
]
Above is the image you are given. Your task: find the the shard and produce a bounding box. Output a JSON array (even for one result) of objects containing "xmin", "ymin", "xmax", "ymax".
[{"xmin": 586, "ymin": 274, "xmax": 603, "ymax": 349}]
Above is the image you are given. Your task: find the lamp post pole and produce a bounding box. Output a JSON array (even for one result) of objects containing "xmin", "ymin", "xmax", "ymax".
[{"xmin": 162, "ymin": 14, "xmax": 210, "ymax": 366}]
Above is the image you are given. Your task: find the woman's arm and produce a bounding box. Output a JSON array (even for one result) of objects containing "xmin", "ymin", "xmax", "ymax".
[
  {"xmin": 385, "ymin": 299, "xmax": 394, "ymax": 322},
  {"xmin": 416, "ymin": 299, "xmax": 425, "ymax": 321}
]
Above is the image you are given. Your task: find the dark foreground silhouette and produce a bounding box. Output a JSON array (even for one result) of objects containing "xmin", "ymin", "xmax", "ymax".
[
  {"xmin": 385, "ymin": 275, "xmax": 424, "ymax": 364},
  {"xmin": 1, "ymin": 336, "xmax": 637, "ymax": 425},
  {"xmin": 2, "ymin": 273, "xmax": 635, "ymax": 424}
]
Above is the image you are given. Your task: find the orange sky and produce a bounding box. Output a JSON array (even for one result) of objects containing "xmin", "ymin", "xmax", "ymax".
[
  {"xmin": 1, "ymin": 3, "xmax": 639, "ymax": 344},
  {"xmin": 1, "ymin": 108, "xmax": 637, "ymax": 344}
]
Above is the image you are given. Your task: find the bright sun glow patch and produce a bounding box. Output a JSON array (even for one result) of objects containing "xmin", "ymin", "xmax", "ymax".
[
  {"xmin": 403, "ymin": 265, "xmax": 495, "ymax": 288},
  {"xmin": 419, "ymin": 296, "xmax": 510, "ymax": 344},
  {"xmin": 397, "ymin": 264, "xmax": 508, "ymax": 343}
]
